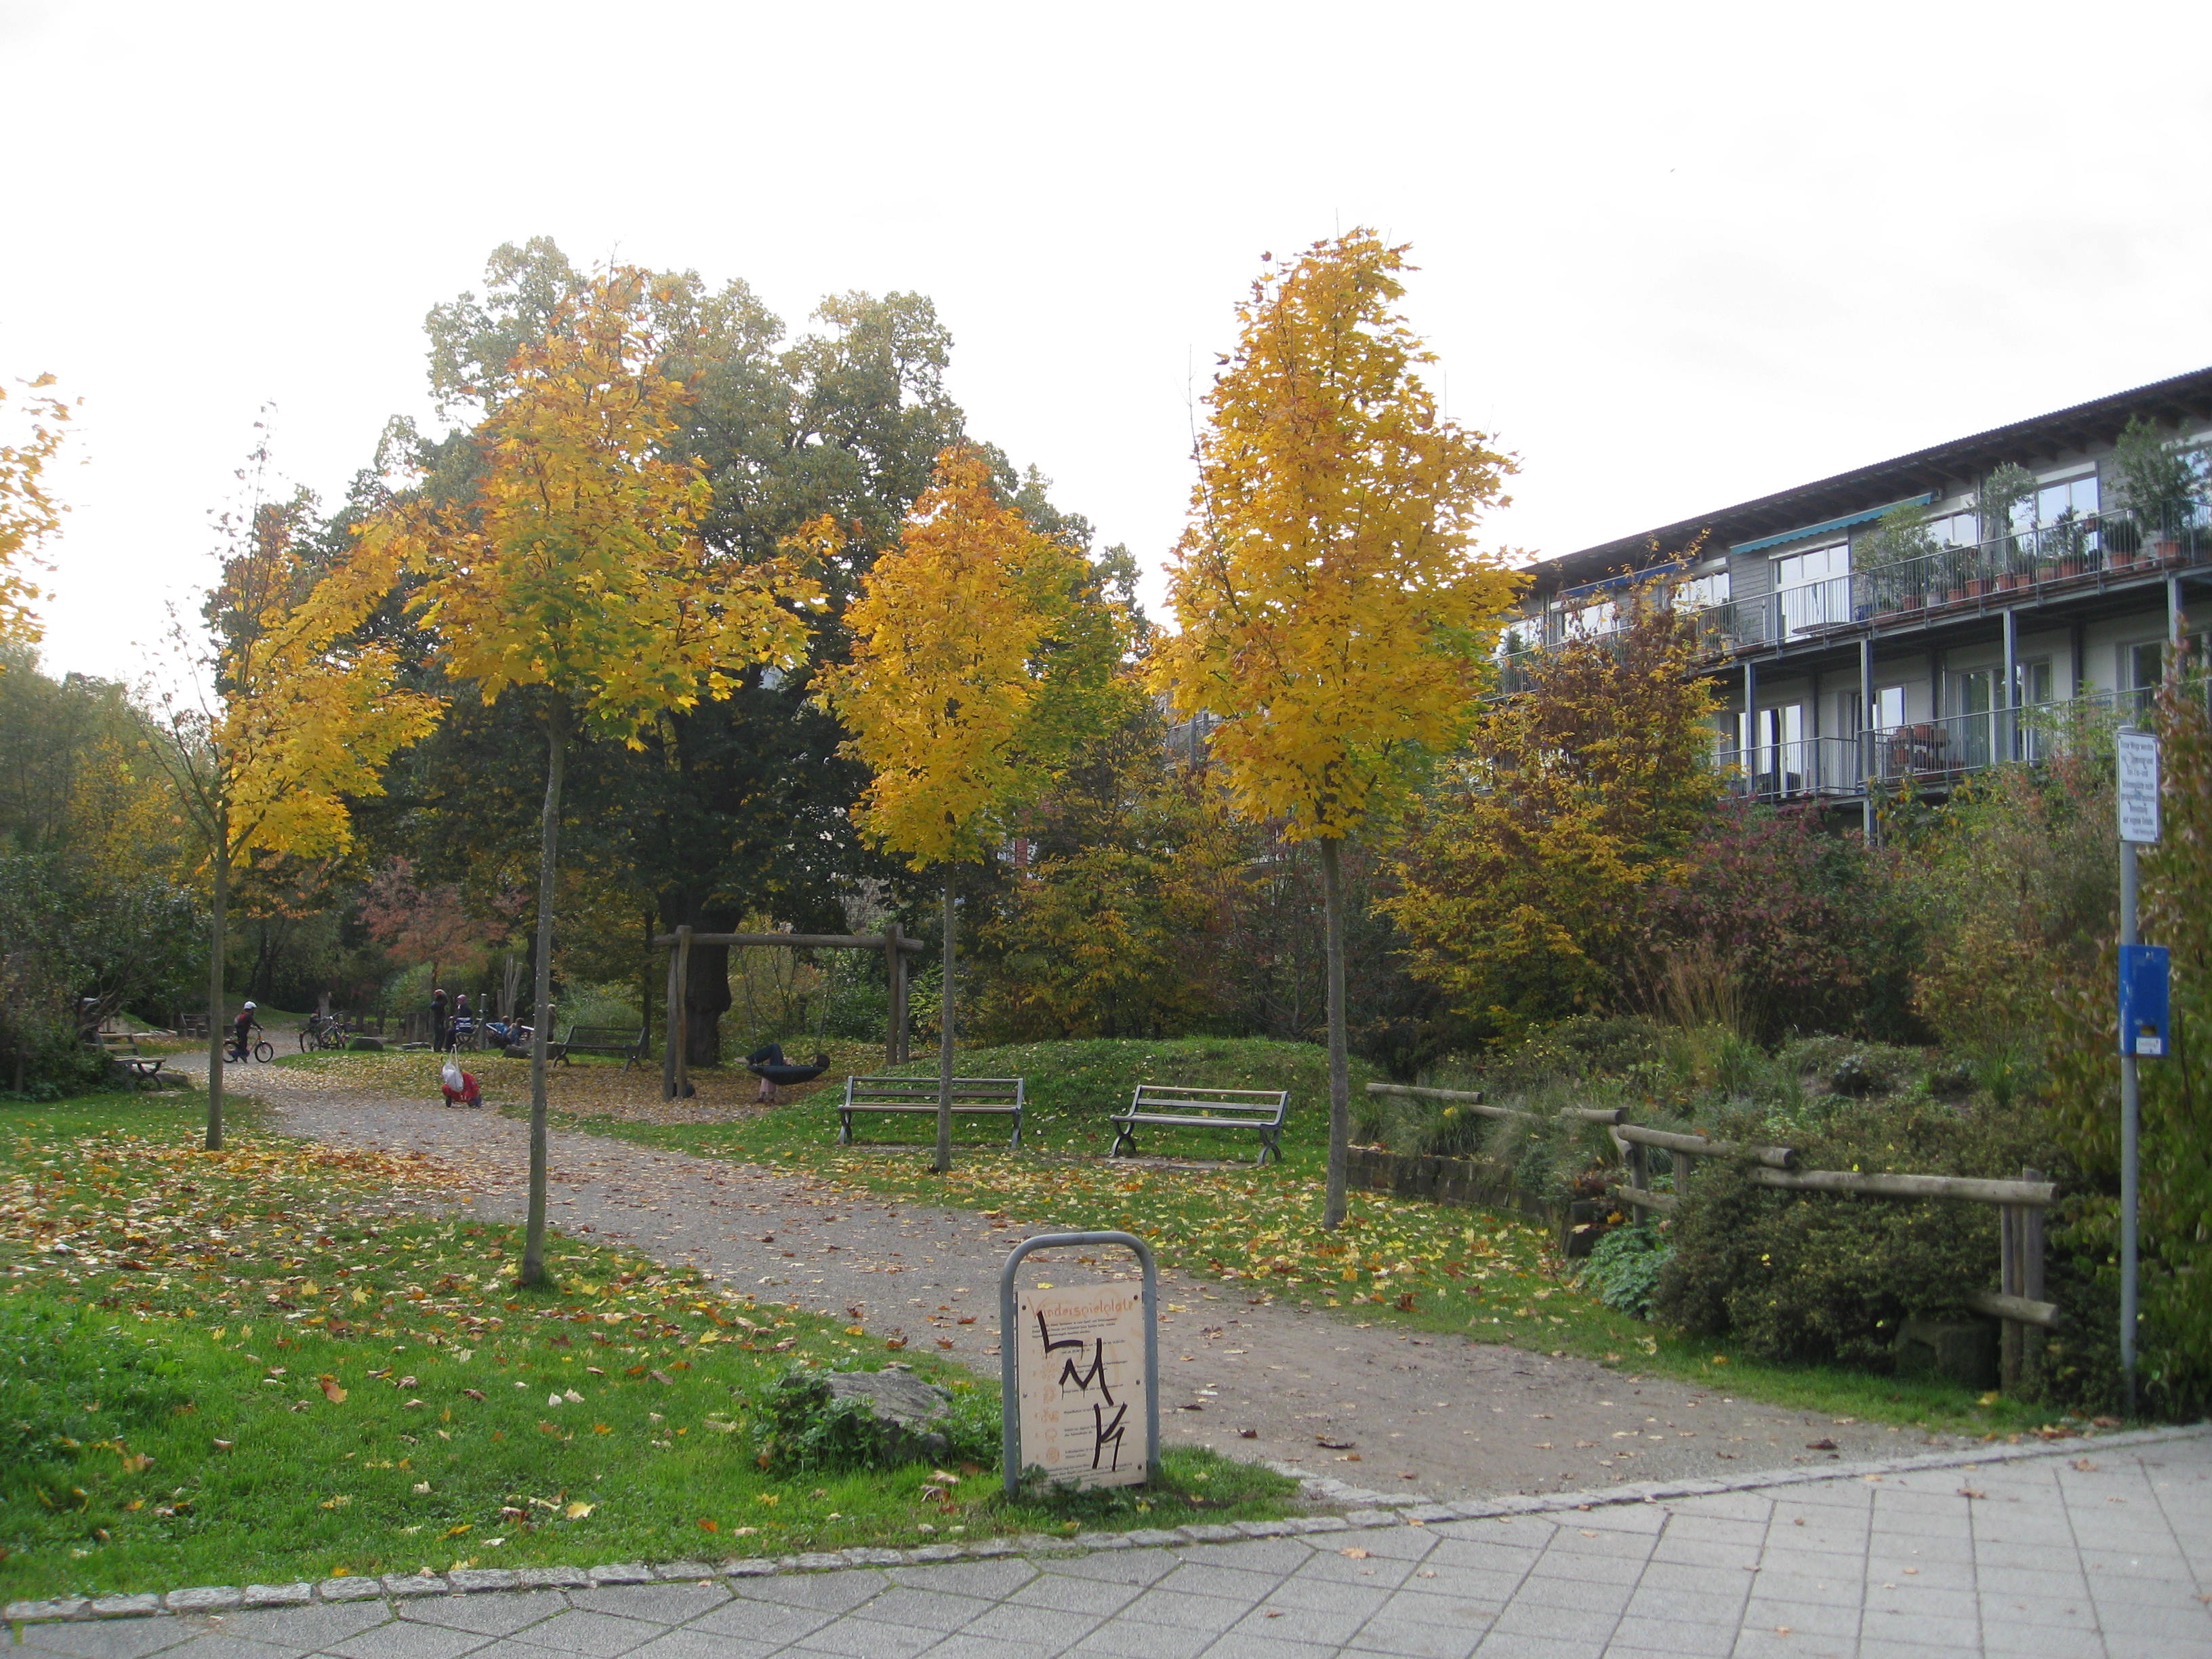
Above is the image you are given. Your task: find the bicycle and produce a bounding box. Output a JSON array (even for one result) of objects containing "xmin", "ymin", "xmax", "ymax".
[
  {"xmin": 228, "ymin": 1027, "xmax": 275, "ymax": 1064},
  {"xmin": 300, "ymin": 1012, "xmax": 352, "ymax": 1052}
]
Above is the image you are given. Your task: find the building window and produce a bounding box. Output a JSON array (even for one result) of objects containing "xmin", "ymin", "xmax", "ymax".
[
  {"xmin": 1671, "ymin": 569, "xmax": 1730, "ymax": 611},
  {"xmin": 1773, "ymin": 541, "xmax": 1851, "ymax": 636},
  {"xmin": 1871, "ymin": 684, "xmax": 1906, "ymax": 731},
  {"xmin": 1928, "ymin": 510, "xmax": 1978, "ymax": 547},
  {"xmin": 2014, "ymin": 473, "xmax": 2097, "ymax": 533}
]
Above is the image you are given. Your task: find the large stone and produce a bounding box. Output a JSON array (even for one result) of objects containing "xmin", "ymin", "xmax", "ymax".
[
  {"xmin": 822, "ymin": 1369, "xmax": 954, "ymax": 1463},
  {"xmin": 1896, "ymin": 1317, "xmax": 1999, "ymax": 1389}
]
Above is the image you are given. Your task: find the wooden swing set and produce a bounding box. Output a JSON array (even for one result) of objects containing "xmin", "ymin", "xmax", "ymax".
[{"xmin": 652, "ymin": 924, "xmax": 924, "ymax": 1100}]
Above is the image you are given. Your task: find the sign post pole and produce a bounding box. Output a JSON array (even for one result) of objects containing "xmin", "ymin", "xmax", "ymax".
[
  {"xmin": 2114, "ymin": 726, "xmax": 2162, "ymax": 1414},
  {"xmin": 1000, "ymin": 1230, "xmax": 1160, "ymax": 1498}
]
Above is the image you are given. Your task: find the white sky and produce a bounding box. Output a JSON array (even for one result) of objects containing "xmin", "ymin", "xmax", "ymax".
[{"xmin": 9, "ymin": 0, "xmax": 2212, "ymax": 681}]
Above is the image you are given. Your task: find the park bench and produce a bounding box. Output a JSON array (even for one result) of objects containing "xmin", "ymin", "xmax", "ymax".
[
  {"xmin": 838, "ymin": 1076, "xmax": 1026, "ymax": 1147},
  {"xmin": 1110, "ymin": 1084, "xmax": 1290, "ymax": 1165},
  {"xmin": 549, "ymin": 1024, "xmax": 648, "ymax": 1071},
  {"xmin": 118, "ymin": 1054, "xmax": 167, "ymax": 1089}
]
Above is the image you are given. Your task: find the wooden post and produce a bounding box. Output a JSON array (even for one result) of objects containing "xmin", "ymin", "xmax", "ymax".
[
  {"xmin": 1675, "ymin": 1149, "xmax": 1697, "ymax": 1198},
  {"xmin": 661, "ymin": 941, "xmax": 682, "ymax": 1101},
  {"xmin": 1626, "ymin": 1140, "xmax": 1652, "ymax": 1226},
  {"xmin": 673, "ymin": 924, "xmax": 693, "ymax": 1100},
  {"xmin": 886, "ymin": 920, "xmax": 909, "ymax": 1065},
  {"xmin": 2021, "ymin": 1166, "xmax": 2046, "ymax": 1391},
  {"xmin": 1999, "ymin": 1200, "xmax": 2022, "ymax": 1394}
]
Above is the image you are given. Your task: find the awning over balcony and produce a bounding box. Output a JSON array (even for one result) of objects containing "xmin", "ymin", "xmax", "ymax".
[{"xmin": 1730, "ymin": 493, "xmax": 1935, "ymax": 556}]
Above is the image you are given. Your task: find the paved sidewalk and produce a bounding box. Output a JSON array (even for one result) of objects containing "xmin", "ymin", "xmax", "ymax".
[{"xmin": 17, "ymin": 1431, "xmax": 2209, "ymax": 1658}]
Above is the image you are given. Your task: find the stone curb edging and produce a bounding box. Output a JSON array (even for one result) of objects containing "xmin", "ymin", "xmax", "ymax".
[{"xmin": 9, "ymin": 1420, "xmax": 2205, "ymax": 1628}]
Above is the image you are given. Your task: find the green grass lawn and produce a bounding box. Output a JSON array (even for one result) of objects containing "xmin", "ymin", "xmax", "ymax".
[
  {"xmin": 282, "ymin": 1039, "xmax": 2095, "ymax": 1446},
  {"xmin": 0, "ymin": 1092, "xmax": 1292, "ymax": 1602}
]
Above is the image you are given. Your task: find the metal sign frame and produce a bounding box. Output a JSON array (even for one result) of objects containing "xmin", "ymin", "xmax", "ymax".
[
  {"xmin": 2116, "ymin": 727, "xmax": 2161, "ymax": 845},
  {"xmin": 998, "ymin": 1230, "xmax": 1161, "ymax": 1497}
]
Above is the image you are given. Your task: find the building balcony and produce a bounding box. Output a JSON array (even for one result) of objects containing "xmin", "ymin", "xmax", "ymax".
[
  {"xmin": 1715, "ymin": 683, "xmax": 2200, "ymax": 804},
  {"xmin": 1511, "ymin": 504, "xmax": 2209, "ymax": 668},
  {"xmin": 1730, "ymin": 506, "xmax": 2208, "ymax": 653}
]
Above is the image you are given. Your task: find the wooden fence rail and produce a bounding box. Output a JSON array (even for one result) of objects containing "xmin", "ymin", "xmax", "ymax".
[{"xmin": 1368, "ymin": 1080, "xmax": 2058, "ymax": 1393}]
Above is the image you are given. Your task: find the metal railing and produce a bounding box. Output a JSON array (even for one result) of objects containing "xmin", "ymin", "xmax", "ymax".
[
  {"xmin": 1713, "ymin": 737, "xmax": 1863, "ymax": 800},
  {"xmin": 1509, "ymin": 503, "xmax": 2209, "ymax": 664},
  {"xmin": 1713, "ymin": 682, "xmax": 2204, "ymax": 800}
]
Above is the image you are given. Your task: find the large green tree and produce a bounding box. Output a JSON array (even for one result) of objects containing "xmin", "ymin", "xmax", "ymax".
[{"xmin": 368, "ymin": 241, "xmax": 1101, "ymax": 1066}]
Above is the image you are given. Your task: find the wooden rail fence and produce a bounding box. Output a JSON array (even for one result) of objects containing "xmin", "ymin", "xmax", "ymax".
[{"xmin": 1366, "ymin": 1081, "xmax": 2059, "ymax": 1392}]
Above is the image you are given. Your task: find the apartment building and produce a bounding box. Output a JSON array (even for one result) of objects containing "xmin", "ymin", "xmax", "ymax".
[{"xmin": 1509, "ymin": 366, "xmax": 2212, "ymax": 827}]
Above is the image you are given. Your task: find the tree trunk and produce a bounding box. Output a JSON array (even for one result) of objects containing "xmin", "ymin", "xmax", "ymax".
[
  {"xmin": 205, "ymin": 835, "xmax": 229, "ymax": 1151},
  {"xmin": 935, "ymin": 869, "xmax": 956, "ymax": 1175},
  {"xmin": 685, "ymin": 938, "xmax": 731, "ymax": 1067},
  {"xmin": 520, "ymin": 703, "xmax": 567, "ymax": 1289},
  {"xmin": 1319, "ymin": 836, "xmax": 1351, "ymax": 1229}
]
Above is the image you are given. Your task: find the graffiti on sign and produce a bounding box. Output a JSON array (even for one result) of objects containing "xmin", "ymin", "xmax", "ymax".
[{"xmin": 1015, "ymin": 1282, "xmax": 1149, "ymax": 1488}]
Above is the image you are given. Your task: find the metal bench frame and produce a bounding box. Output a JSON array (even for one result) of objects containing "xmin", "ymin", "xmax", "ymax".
[
  {"xmin": 1110, "ymin": 1084, "xmax": 1290, "ymax": 1165},
  {"xmin": 838, "ymin": 1076, "xmax": 1026, "ymax": 1147},
  {"xmin": 550, "ymin": 1025, "xmax": 648, "ymax": 1071}
]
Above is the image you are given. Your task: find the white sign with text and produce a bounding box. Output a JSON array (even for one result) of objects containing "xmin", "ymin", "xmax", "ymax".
[
  {"xmin": 2117, "ymin": 729, "xmax": 2162, "ymax": 845},
  {"xmin": 1015, "ymin": 1282, "xmax": 1149, "ymax": 1488}
]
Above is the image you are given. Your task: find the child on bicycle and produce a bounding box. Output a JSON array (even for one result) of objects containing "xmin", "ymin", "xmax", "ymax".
[{"xmin": 228, "ymin": 1002, "xmax": 261, "ymax": 1063}]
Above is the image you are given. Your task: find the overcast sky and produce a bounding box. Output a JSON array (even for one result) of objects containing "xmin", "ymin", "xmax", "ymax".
[{"xmin": 8, "ymin": 0, "xmax": 2211, "ymax": 682}]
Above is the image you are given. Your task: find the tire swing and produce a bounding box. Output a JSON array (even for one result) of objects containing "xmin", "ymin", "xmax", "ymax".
[{"xmin": 745, "ymin": 943, "xmax": 831, "ymax": 1101}]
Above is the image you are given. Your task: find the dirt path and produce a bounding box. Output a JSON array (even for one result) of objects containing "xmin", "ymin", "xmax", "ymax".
[{"xmin": 192, "ymin": 1054, "xmax": 1965, "ymax": 1500}]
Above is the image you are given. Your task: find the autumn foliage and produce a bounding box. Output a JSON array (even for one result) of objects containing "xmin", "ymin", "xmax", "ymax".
[
  {"xmin": 1151, "ymin": 232, "xmax": 1520, "ymax": 840},
  {"xmin": 0, "ymin": 374, "xmax": 70, "ymax": 649},
  {"xmin": 815, "ymin": 445, "xmax": 1129, "ymax": 871},
  {"xmin": 1385, "ymin": 583, "xmax": 1719, "ymax": 1036}
]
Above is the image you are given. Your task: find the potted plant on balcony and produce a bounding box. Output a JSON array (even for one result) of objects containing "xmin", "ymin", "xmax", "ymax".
[
  {"xmin": 1856, "ymin": 501, "xmax": 1935, "ymax": 617},
  {"xmin": 1975, "ymin": 462, "xmax": 2037, "ymax": 580},
  {"xmin": 2049, "ymin": 506, "xmax": 2089, "ymax": 578},
  {"xmin": 2113, "ymin": 414, "xmax": 2198, "ymax": 567}
]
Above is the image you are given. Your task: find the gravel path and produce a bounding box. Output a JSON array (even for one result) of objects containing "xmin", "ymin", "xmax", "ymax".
[{"xmin": 201, "ymin": 1056, "xmax": 1969, "ymax": 1500}]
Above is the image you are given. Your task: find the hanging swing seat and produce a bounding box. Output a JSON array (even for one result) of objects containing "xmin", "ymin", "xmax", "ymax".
[{"xmin": 750, "ymin": 1054, "xmax": 832, "ymax": 1088}]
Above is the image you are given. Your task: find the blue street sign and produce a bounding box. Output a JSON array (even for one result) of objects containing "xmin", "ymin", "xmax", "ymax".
[{"xmin": 2118, "ymin": 945, "xmax": 2170, "ymax": 1059}]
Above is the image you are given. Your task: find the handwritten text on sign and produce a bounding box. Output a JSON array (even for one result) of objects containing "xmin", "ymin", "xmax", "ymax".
[{"xmin": 1015, "ymin": 1282, "xmax": 1149, "ymax": 1488}]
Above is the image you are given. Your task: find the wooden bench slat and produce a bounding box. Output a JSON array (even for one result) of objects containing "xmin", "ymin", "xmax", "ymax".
[
  {"xmin": 1111, "ymin": 1083, "xmax": 1288, "ymax": 1165},
  {"xmin": 551, "ymin": 1025, "xmax": 647, "ymax": 1071},
  {"xmin": 838, "ymin": 1076, "xmax": 1026, "ymax": 1148}
]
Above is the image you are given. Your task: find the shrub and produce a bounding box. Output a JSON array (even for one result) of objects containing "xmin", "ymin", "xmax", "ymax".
[
  {"xmin": 1654, "ymin": 1098, "xmax": 2051, "ymax": 1369},
  {"xmin": 1582, "ymin": 1223, "xmax": 1672, "ymax": 1319},
  {"xmin": 750, "ymin": 1366, "xmax": 996, "ymax": 1473}
]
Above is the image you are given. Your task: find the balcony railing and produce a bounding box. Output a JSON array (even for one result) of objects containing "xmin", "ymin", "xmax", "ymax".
[
  {"xmin": 1752, "ymin": 505, "xmax": 2208, "ymax": 649},
  {"xmin": 1715, "ymin": 682, "xmax": 2204, "ymax": 801},
  {"xmin": 1513, "ymin": 503, "xmax": 2209, "ymax": 665},
  {"xmin": 1713, "ymin": 736, "xmax": 1863, "ymax": 800}
]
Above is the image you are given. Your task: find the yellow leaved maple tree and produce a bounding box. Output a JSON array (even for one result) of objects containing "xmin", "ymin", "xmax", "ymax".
[
  {"xmin": 0, "ymin": 373, "xmax": 72, "ymax": 649},
  {"xmin": 355, "ymin": 268, "xmax": 822, "ymax": 1283},
  {"xmin": 1151, "ymin": 231, "xmax": 1521, "ymax": 1226},
  {"xmin": 815, "ymin": 445, "xmax": 1129, "ymax": 1171},
  {"xmin": 153, "ymin": 445, "xmax": 444, "ymax": 1149}
]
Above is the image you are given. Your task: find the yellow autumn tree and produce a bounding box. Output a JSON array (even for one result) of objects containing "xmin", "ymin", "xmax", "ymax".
[
  {"xmin": 152, "ymin": 447, "xmax": 443, "ymax": 1149},
  {"xmin": 356, "ymin": 268, "xmax": 822, "ymax": 1285},
  {"xmin": 815, "ymin": 445, "xmax": 1130, "ymax": 1172},
  {"xmin": 1151, "ymin": 231, "xmax": 1521, "ymax": 1227},
  {"xmin": 0, "ymin": 373, "xmax": 72, "ymax": 648}
]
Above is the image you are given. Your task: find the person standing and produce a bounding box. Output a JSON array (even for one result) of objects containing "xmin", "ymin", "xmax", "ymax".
[{"xmin": 430, "ymin": 986, "xmax": 449, "ymax": 1052}]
